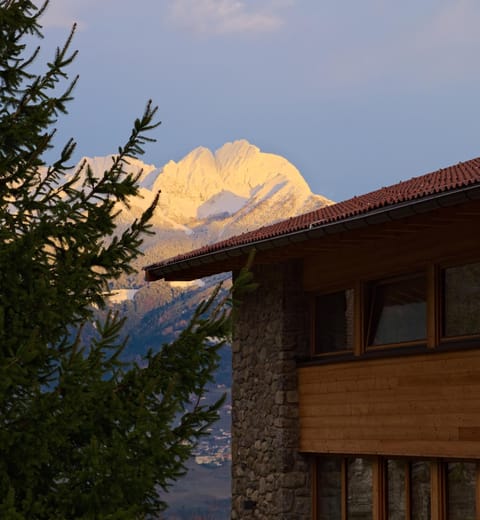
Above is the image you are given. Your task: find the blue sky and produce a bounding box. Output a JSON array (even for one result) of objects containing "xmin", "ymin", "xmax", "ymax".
[{"xmin": 41, "ymin": 0, "xmax": 480, "ymax": 201}]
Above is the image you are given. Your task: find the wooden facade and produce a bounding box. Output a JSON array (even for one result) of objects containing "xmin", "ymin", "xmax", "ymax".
[
  {"xmin": 299, "ymin": 199, "xmax": 480, "ymax": 519},
  {"xmin": 298, "ymin": 200, "xmax": 480, "ymax": 460},
  {"xmin": 299, "ymin": 348, "xmax": 480, "ymax": 458}
]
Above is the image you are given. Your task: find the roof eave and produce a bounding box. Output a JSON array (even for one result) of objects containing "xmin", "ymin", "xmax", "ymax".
[{"xmin": 144, "ymin": 183, "xmax": 480, "ymax": 282}]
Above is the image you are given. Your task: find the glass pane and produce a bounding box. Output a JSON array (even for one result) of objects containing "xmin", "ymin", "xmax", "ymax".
[
  {"xmin": 411, "ymin": 461, "xmax": 431, "ymax": 520},
  {"xmin": 444, "ymin": 262, "xmax": 480, "ymax": 337},
  {"xmin": 387, "ymin": 459, "xmax": 406, "ymax": 520},
  {"xmin": 368, "ymin": 273, "xmax": 426, "ymax": 346},
  {"xmin": 447, "ymin": 462, "xmax": 476, "ymax": 520},
  {"xmin": 316, "ymin": 457, "xmax": 342, "ymax": 520},
  {"xmin": 347, "ymin": 457, "xmax": 373, "ymax": 519},
  {"xmin": 315, "ymin": 289, "xmax": 354, "ymax": 354}
]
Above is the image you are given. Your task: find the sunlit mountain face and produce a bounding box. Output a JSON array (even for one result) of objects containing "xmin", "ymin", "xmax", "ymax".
[{"xmin": 79, "ymin": 139, "xmax": 332, "ymax": 244}]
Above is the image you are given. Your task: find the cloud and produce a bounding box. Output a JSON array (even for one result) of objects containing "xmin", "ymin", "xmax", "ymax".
[
  {"xmin": 167, "ymin": 0, "xmax": 285, "ymax": 35},
  {"xmin": 40, "ymin": 2, "xmax": 91, "ymax": 30},
  {"xmin": 41, "ymin": 0, "xmax": 112, "ymax": 30},
  {"xmin": 314, "ymin": 0, "xmax": 480, "ymax": 91},
  {"xmin": 41, "ymin": 6, "xmax": 77, "ymax": 29},
  {"xmin": 417, "ymin": 0, "xmax": 480, "ymax": 50}
]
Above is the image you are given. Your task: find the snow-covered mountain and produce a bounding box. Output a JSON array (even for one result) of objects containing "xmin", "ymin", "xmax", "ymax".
[{"xmin": 78, "ymin": 140, "xmax": 332, "ymax": 260}]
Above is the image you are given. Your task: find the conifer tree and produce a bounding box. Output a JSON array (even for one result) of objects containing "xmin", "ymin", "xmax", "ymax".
[{"xmin": 0, "ymin": 1, "xmax": 235, "ymax": 517}]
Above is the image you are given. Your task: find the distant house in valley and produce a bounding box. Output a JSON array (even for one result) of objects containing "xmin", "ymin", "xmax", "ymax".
[{"xmin": 145, "ymin": 157, "xmax": 480, "ymax": 520}]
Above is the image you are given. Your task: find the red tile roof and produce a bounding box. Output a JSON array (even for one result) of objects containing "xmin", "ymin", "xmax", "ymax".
[{"xmin": 145, "ymin": 157, "xmax": 480, "ymax": 276}]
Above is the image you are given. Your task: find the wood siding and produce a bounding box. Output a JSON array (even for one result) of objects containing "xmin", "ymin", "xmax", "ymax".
[
  {"xmin": 299, "ymin": 200, "xmax": 480, "ymax": 459},
  {"xmin": 299, "ymin": 348, "xmax": 480, "ymax": 458}
]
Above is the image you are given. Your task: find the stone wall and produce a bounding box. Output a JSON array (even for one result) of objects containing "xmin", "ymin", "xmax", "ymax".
[{"xmin": 231, "ymin": 260, "xmax": 311, "ymax": 519}]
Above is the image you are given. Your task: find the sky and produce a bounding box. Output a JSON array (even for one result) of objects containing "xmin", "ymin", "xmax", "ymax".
[{"xmin": 39, "ymin": 0, "xmax": 480, "ymax": 202}]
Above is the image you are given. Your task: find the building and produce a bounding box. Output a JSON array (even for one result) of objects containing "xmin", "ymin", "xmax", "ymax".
[{"xmin": 145, "ymin": 157, "xmax": 480, "ymax": 520}]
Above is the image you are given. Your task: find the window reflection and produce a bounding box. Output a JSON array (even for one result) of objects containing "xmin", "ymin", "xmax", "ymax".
[
  {"xmin": 444, "ymin": 262, "xmax": 480, "ymax": 338},
  {"xmin": 387, "ymin": 459, "xmax": 406, "ymax": 520},
  {"xmin": 347, "ymin": 457, "xmax": 373, "ymax": 519},
  {"xmin": 447, "ymin": 462, "xmax": 476, "ymax": 520},
  {"xmin": 410, "ymin": 461, "xmax": 430, "ymax": 520},
  {"xmin": 315, "ymin": 457, "xmax": 478, "ymax": 520},
  {"xmin": 315, "ymin": 456, "xmax": 373, "ymax": 520},
  {"xmin": 314, "ymin": 289, "xmax": 354, "ymax": 354},
  {"xmin": 316, "ymin": 457, "xmax": 341, "ymax": 520},
  {"xmin": 368, "ymin": 273, "xmax": 426, "ymax": 346}
]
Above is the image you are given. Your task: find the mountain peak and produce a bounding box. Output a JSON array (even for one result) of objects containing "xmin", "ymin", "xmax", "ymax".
[
  {"xmin": 77, "ymin": 141, "xmax": 333, "ymax": 243},
  {"xmin": 182, "ymin": 145, "xmax": 216, "ymax": 164},
  {"xmin": 215, "ymin": 139, "xmax": 259, "ymax": 159}
]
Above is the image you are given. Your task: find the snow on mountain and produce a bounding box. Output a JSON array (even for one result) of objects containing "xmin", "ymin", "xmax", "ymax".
[
  {"xmin": 196, "ymin": 191, "xmax": 248, "ymax": 220},
  {"xmin": 149, "ymin": 139, "xmax": 323, "ymax": 223},
  {"xmin": 107, "ymin": 289, "xmax": 138, "ymax": 304},
  {"xmin": 74, "ymin": 140, "xmax": 333, "ymax": 260},
  {"xmin": 73, "ymin": 156, "xmax": 159, "ymax": 189}
]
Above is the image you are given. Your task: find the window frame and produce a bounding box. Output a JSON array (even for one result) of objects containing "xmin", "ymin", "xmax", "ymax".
[
  {"xmin": 313, "ymin": 456, "xmax": 480, "ymax": 520},
  {"xmin": 365, "ymin": 270, "xmax": 428, "ymax": 351},
  {"xmin": 308, "ymin": 257, "xmax": 480, "ymax": 363},
  {"xmin": 314, "ymin": 455, "xmax": 374, "ymax": 520}
]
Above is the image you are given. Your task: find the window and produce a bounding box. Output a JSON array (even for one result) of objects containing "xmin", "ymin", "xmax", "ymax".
[
  {"xmin": 387, "ymin": 459, "xmax": 407, "ymax": 519},
  {"xmin": 316, "ymin": 456, "xmax": 372, "ymax": 520},
  {"xmin": 446, "ymin": 462, "xmax": 476, "ymax": 520},
  {"xmin": 347, "ymin": 458, "xmax": 373, "ymax": 519},
  {"xmin": 315, "ymin": 457, "xmax": 479, "ymax": 520},
  {"xmin": 314, "ymin": 456, "xmax": 480, "ymax": 520},
  {"xmin": 386, "ymin": 459, "xmax": 431, "ymax": 520},
  {"xmin": 313, "ymin": 289, "xmax": 354, "ymax": 355},
  {"xmin": 309, "ymin": 259, "xmax": 480, "ymax": 361},
  {"xmin": 443, "ymin": 262, "xmax": 480, "ymax": 339},
  {"xmin": 367, "ymin": 273, "xmax": 427, "ymax": 347},
  {"xmin": 409, "ymin": 461, "xmax": 431, "ymax": 520},
  {"xmin": 316, "ymin": 457, "xmax": 342, "ymax": 519}
]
